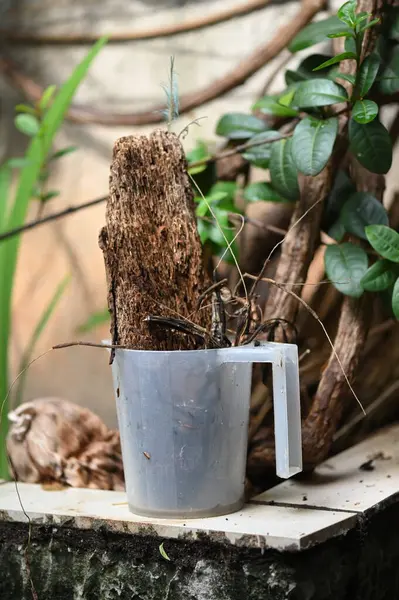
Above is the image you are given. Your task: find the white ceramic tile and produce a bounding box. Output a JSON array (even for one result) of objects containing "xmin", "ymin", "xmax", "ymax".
[
  {"xmin": 0, "ymin": 482, "xmax": 356, "ymax": 551},
  {"xmin": 254, "ymin": 424, "xmax": 399, "ymax": 513}
]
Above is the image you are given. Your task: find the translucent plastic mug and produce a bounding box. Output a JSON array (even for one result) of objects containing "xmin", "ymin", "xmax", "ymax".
[{"xmin": 111, "ymin": 343, "xmax": 302, "ymax": 519}]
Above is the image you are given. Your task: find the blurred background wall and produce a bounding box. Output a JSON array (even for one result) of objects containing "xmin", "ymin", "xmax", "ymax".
[{"xmin": 0, "ymin": 0, "xmax": 397, "ymax": 426}]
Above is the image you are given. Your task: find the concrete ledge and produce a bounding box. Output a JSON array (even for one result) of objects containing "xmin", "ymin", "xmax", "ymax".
[{"xmin": 1, "ymin": 425, "xmax": 399, "ymax": 599}]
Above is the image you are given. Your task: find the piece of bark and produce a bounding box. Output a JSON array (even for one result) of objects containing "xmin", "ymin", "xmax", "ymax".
[{"xmin": 99, "ymin": 130, "xmax": 212, "ymax": 351}]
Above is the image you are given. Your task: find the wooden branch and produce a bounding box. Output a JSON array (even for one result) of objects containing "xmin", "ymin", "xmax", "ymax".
[
  {"xmin": 0, "ymin": 0, "xmax": 325, "ymax": 126},
  {"xmin": 4, "ymin": 0, "xmax": 270, "ymax": 44},
  {"xmin": 99, "ymin": 130, "xmax": 211, "ymax": 352},
  {"xmin": 302, "ymin": 294, "xmax": 371, "ymax": 466},
  {"xmin": 262, "ymin": 169, "xmax": 331, "ymax": 334},
  {"xmin": 247, "ymin": 0, "xmax": 390, "ymax": 483}
]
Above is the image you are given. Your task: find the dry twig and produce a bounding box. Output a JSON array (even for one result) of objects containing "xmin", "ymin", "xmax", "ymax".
[
  {"xmin": 4, "ymin": 0, "xmax": 270, "ymax": 44},
  {"xmin": 0, "ymin": 0, "xmax": 325, "ymax": 125}
]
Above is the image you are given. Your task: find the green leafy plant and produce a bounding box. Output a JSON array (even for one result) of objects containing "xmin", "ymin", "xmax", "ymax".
[
  {"xmin": 0, "ymin": 36, "xmax": 107, "ymax": 479},
  {"xmin": 190, "ymin": 1, "xmax": 398, "ymax": 331}
]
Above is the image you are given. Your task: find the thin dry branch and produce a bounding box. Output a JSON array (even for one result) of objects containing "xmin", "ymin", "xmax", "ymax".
[
  {"xmin": 5, "ymin": 0, "xmax": 270, "ymax": 44},
  {"xmin": 0, "ymin": 134, "xmax": 290, "ymax": 244},
  {"xmin": 0, "ymin": 0, "xmax": 325, "ymax": 125}
]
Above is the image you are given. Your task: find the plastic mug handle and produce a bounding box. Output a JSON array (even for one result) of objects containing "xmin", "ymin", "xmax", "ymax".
[{"xmin": 219, "ymin": 342, "xmax": 302, "ymax": 479}]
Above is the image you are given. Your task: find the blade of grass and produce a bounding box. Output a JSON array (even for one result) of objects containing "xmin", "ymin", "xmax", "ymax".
[
  {"xmin": 0, "ymin": 165, "xmax": 10, "ymax": 233},
  {"xmin": 0, "ymin": 36, "xmax": 107, "ymax": 479},
  {"xmin": 14, "ymin": 275, "xmax": 70, "ymax": 406},
  {"xmin": 77, "ymin": 307, "xmax": 110, "ymax": 333}
]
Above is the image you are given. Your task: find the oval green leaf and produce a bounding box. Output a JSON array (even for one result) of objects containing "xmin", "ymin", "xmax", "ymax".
[
  {"xmin": 242, "ymin": 130, "xmax": 281, "ymax": 168},
  {"xmin": 289, "ymin": 16, "xmax": 351, "ymax": 52},
  {"xmin": 253, "ymin": 96, "xmax": 298, "ymax": 117},
  {"xmin": 269, "ymin": 137, "xmax": 299, "ymax": 201},
  {"xmin": 14, "ymin": 113, "xmax": 40, "ymax": 137},
  {"xmin": 379, "ymin": 47, "xmax": 399, "ymax": 95},
  {"xmin": 352, "ymin": 100, "xmax": 378, "ymax": 124},
  {"xmin": 292, "ymin": 116, "xmax": 338, "ymax": 176},
  {"xmin": 243, "ymin": 182, "xmax": 288, "ymax": 203},
  {"xmin": 365, "ymin": 225, "xmax": 399, "ymax": 262},
  {"xmin": 349, "ymin": 119, "xmax": 392, "ymax": 174},
  {"xmin": 215, "ymin": 113, "xmax": 266, "ymax": 140},
  {"xmin": 341, "ymin": 192, "xmax": 388, "ymax": 239},
  {"xmin": 361, "ymin": 260, "xmax": 397, "ymax": 292},
  {"xmin": 357, "ymin": 54, "xmax": 381, "ymax": 97},
  {"xmin": 324, "ymin": 242, "xmax": 368, "ymax": 297},
  {"xmin": 392, "ymin": 277, "xmax": 399, "ymax": 320},
  {"xmin": 312, "ymin": 52, "xmax": 356, "ymax": 71},
  {"xmin": 293, "ymin": 79, "xmax": 347, "ymax": 108}
]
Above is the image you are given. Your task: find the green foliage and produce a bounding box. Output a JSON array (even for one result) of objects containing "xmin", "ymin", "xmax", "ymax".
[
  {"xmin": 77, "ymin": 308, "xmax": 111, "ymax": 333},
  {"xmin": 159, "ymin": 543, "xmax": 171, "ymax": 561},
  {"xmin": 337, "ymin": 1, "xmax": 357, "ymax": 28},
  {"xmin": 291, "ymin": 116, "xmax": 338, "ymax": 176},
  {"xmin": 392, "ymin": 277, "xmax": 399, "ymax": 319},
  {"xmin": 195, "ymin": 186, "xmax": 240, "ymax": 264},
  {"xmin": 313, "ymin": 52, "xmax": 356, "ymax": 71},
  {"xmin": 352, "ymin": 99, "xmax": 378, "ymax": 123},
  {"xmin": 349, "ymin": 119, "xmax": 392, "ymax": 174},
  {"xmin": 253, "ymin": 96, "xmax": 298, "ymax": 117},
  {"xmin": 15, "ymin": 276, "xmax": 70, "ymax": 405},
  {"xmin": 357, "ymin": 54, "xmax": 380, "ymax": 97},
  {"xmin": 335, "ymin": 72, "xmax": 356, "ymax": 85},
  {"xmin": 186, "ymin": 140, "xmax": 216, "ymax": 196},
  {"xmin": 341, "ymin": 192, "xmax": 389, "ymax": 239},
  {"xmin": 324, "ymin": 242, "xmax": 368, "ymax": 297},
  {"xmin": 361, "ymin": 260, "xmax": 397, "ymax": 292},
  {"xmin": 288, "ymin": 16, "xmax": 351, "ymax": 53},
  {"xmin": 365, "ymin": 225, "xmax": 399, "ymax": 262},
  {"xmin": 241, "ymin": 131, "xmax": 281, "ymax": 168},
  {"xmin": 285, "ymin": 54, "xmax": 333, "ymax": 84},
  {"xmin": 38, "ymin": 85, "xmax": 57, "ymax": 111},
  {"xmin": 379, "ymin": 46, "xmax": 399, "ymax": 94},
  {"xmin": 389, "ymin": 10, "xmax": 399, "ymax": 41},
  {"xmin": 15, "ymin": 114, "xmax": 41, "ymax": 137},
  {"xmin": 269, "ymin": 138, "xmax": 299, "ymax": 201},
  {"xmin": 243, "ymin": 182, "xmax": 289, "ymax": 203},
  {"xmin": 215, "ymin": 113, "xmax": 266, "ymax": 140},
  {"xmin": 344, "ymin": 36, "xmax": 357, "ymax": 55},
  {"xmin": 206, "ymin": 0, "xmax": 395, "ymax": 322},
  {"xmin": 0, "ymin": 36, "xmax": 107, "ymax": 480},
  {"xmin": 293, "ymin": 79, "xmax": 347, "ymax": 108},
  {"xmin": 51, "ymin": 146, "xmax": 78, "ymax": 161}
]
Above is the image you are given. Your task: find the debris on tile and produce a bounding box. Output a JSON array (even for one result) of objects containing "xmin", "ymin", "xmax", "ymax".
[{"xmin": 359, "ymin": 459, "xmax": 375, "ymax": 472}]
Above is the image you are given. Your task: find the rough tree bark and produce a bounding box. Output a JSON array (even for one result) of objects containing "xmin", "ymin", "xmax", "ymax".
[{"xmin": 99, "ymin": 130, "xmax": 211, "ymax": 352}]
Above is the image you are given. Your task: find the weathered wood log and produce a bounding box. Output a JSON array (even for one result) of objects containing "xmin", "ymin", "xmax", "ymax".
[{"xmin": 99, "ymin": 130, "xmax": 211, "ymax": 352}]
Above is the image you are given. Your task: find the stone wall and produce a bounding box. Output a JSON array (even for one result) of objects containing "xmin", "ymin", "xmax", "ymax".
[{"xmin": 1, "ymin": 503, "xmax": 399, "ymax": 600}]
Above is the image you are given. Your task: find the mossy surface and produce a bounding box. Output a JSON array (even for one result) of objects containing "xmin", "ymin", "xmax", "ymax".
[{"xmin": 1, "ymin": 505, "xmax": 399, "ymax": 600}]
